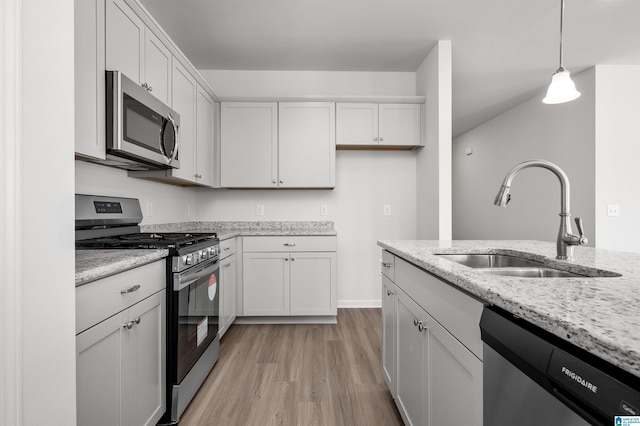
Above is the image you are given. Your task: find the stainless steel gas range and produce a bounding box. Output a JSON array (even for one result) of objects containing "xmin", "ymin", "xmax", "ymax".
[{"xmin": 75, "ymin": 194, "xmax": 219, "ymax": 424}]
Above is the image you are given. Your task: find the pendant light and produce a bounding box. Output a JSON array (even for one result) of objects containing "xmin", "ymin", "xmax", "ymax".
[{"xmin": 543, "ymin": 0, "xmax": 581, "ymax": 104}]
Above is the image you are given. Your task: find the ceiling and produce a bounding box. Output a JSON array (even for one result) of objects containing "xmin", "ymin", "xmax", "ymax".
[{"xmin": 140, "ymin": 0, "xmax": 640, "ymax": 137}]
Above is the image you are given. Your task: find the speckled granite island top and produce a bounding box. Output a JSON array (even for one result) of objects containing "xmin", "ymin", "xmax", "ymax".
[
  {"xmin": 76, "ymin": 249, "xmax": 168, "ymax": 286},
  {"xmin": 377, "ymin": 240, "xmax": 640, "ymax": 379},
  {"xmin": 142, "ymin": 221, "xmax": 337, "ymax": 240}
]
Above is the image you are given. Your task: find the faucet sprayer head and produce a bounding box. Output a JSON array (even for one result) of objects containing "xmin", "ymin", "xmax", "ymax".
[{"xmin": 494, "ymin": 185, "xmax": 511, "ymax": 207}]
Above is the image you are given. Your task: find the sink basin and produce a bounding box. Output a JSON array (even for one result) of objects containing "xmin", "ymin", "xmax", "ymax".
[
  {"xmin": 436, "ymin": 253, "xmax": 591, "ymax": 278},
  {"xmin": 436, "ymin": 254, "xmax": 544, "ymax": 268},
  {"xmin": 435, "ymin": 253, "xmax": 621, "ymax": 278},
  {"xmin": 475, "ymin": 267, "xmax": 584, "ymax": 278}
]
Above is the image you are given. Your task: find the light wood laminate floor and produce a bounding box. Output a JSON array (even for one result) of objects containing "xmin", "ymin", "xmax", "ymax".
[{"xmin": 179, "ymin": 308, "xmax": 403, "ymax": 426}]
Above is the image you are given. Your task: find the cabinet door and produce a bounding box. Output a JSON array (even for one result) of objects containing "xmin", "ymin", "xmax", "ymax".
[
  {"xmin": 143, "ymin": 30, "xmax": 171, "ymax": 105},
  {"xmin": 289, "ymin": 252, "xmax": 337, "ymax": 315},
  {"xmin": 243, "ymin": 252, "xmax": 289, "ymax": 316},
  {"xmin": 278, "ymin": 102, "xmax": 336, "ymax": 188},
  {"xmin": 220, "ymin": 254, "xmax": 236, "ymax": 338},
  {"xmin": 75, "ymin": 0, "xmax": 106, "ymax": 160},
  {"xmin": 381, "ymin": 276, "xmax": 396, "ymax": 395},
  {"xmin": 378, "ymin": 104, "xmax": 421, "ymax": 146},
  {"xmin": 427, "ymin": 316, "xmax": 483, "ymax": 426},
  {"xmin": 395, "ymin": 288, "xmax": 427, "ymax": 426},
  {"xmin": 105, "ymin": 0, "xmax": 144, "ymax": 84},
  {"xmin": 77, "ymin": 310, "xmax": 129, "ymax": 426},
  {"xmin": 195, "ymin": 84, "xmax": 215, "ymax": 187},
  {"xmin": 220, "ymin": 102, "xmax": 278, "ymax": 188},
  {"xmin": 128, "ymin": 290, "xmax": 166, "ymax": 426},
  {"xmin": 171, "ymin": 60, "xmax": 197, "ymax": 183},
  {"xmin": 336, "ymin": 103, "xmax": 378, "ymax": 146}
]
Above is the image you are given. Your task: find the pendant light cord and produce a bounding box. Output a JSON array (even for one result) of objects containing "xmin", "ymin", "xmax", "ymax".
[{"xmin": 559, "ymin": 0, "xmax": 565, "ymax": 69}]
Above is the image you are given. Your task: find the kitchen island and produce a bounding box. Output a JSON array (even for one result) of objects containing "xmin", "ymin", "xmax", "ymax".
[{"xmin": 378, "ymin": 239, "xmax": 640, "ymax": 379}]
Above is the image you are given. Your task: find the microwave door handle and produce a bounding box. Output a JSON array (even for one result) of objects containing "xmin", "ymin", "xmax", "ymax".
[
  {"xmin": 174, "ymin": 260, "xmax": 219, "ymax": 291},
  {"xmin": 166, "ymin": 113, "xmax": 179, "ymax": 164}
]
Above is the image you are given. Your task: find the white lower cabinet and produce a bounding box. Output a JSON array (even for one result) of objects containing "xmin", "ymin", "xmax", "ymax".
[
  {"xmin": 382, "ymin": 250, "xmax": 483, "ymax": 426},
  {"xmin": 218, "ymin": 238, "xmax": 237, "ymax": 339},
  {"xmin": 76, "ymin": 261, "xmax": 166, "ymax": 426},
  {"xmin": 242, "ymin": 236, "xmax": 337, "ymax": 317},
  {"xmin": 381, "ymin": 275, "xmax": 396, "ymax": 395}
]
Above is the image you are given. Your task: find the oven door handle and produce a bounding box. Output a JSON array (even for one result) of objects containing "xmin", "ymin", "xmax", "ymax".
[{"xmin": 174, "ymin": 259, "xmax": 219, "ymax": 292}]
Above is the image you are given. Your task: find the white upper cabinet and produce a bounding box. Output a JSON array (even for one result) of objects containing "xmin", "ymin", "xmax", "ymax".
[
  {"xmin": 336, "ymin": 103, "xmax": 378, "ymax": 145},
  {"xmin": 337, "ymin": 102, "xmax": 422, "ymax": 147},
  {"xmin": 106, "ymin": 0, "xmax": 171, "ymax": 104},
  {"xmin": 379, "ymin": 104, "xmax": 422, "ymax": 146},
  {"xmin": 106, "ymin": 0, "xmax": 145, "ymax": 84},
  {"xmin": 278, "ymin": 102, "xmax": 335, "ymax": 188},
  {"xmin": 220, "ymin": 102, "xmax": 279, "ymax": 188},
  {"xmin": 75, "ymin": 0, "xmax": 106, "ymax": 160},
  {"xmin": 195, "ymin": 84, "xmax": 215, "ymax": 187},
  {"xmin": 143, "ymin": 30, "xmax": 171, "ymax": 105},
  {"xmin": 170, "ymin": 60, "xmax": 197, "ymax": 183},
  {"xmin": 220, "ymin": 102, "xmax": 335, "ymax": 188}
]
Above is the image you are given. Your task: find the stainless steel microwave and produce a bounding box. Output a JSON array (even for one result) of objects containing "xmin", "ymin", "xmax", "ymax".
[{"xmin": 105, "ymin": 70, "xmax": 180, "ymax": 170}]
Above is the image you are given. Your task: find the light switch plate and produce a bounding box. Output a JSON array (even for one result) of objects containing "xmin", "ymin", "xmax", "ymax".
[
  {"xmin": 384, "ymin": 204, "xmax": 391, "ymax": 216},
  {"xmin": 256, "ymin": 204, "xmax": 265, "ymax": 216},
  {"xmin": 146, "ymin": 202, "xmax": 153, "ymax": 217}
]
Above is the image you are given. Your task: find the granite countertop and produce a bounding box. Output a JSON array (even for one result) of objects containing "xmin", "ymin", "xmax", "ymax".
[
  {"xmin": 75, "ymin": 221, "xmax": 335, "ymax": 285},
  {"xmin": 75, "ymin": 249, "xmax": 168, "ymax": 286},
  {"xmin": 141, "ymin": 221, "xmax": 338, "ymax": 239},
  {"xmin": 377, "ymin": 239, "xmax": 640, "ymax": 379}
]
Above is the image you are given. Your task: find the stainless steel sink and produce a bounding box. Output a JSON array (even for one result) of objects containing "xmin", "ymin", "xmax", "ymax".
[
  {"xmin": 435, "ymin": 253, "xmax": 620, "ymax": 278},
  {"xmin": 435, "ymin": 253, "xmax": 587, "ymax": 278},
  {"xmin": 436, "ymin": 254, "xmax": 544, "ymax": 268},
  {"xmin": 475, "ymin": 267, "xmax": 584, "ymax": 278}
]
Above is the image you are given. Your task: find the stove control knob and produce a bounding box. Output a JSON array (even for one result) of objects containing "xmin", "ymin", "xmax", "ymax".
[
  {"xmin": 201, "ymin": 250, "xmax": 208, "ymax": 259},
  {"xmin": 212, "ymin": 246, "xmax": 219, "ymax": 256},
  {"xmin": 185, "ymin": 255, "xmax": 193, "ymax": 265}
]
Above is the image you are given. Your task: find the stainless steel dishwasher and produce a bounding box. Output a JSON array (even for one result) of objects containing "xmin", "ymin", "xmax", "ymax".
[{"xmin": 480, "ymin": 306, "xmax": 640, "ymax": 425}]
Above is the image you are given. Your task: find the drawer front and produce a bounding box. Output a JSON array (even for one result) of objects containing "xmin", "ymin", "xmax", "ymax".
[
  {"xmin": 243, "ymin": 236, "xmax": 337, "ymax": 252},
  {"xmin": 220, "ymin": 237, "xmax": 236, "ymax": 258},
  {"xmin": 76, "ymin": 260, "xmax": 165, "ymax": 334},
  {"xmin": 395, "ymin": 257, "xmax": 484, "ymax": 360},
  {"xmin": 381, "ymin": 250, "xmax": 395, "ymax": 281}
]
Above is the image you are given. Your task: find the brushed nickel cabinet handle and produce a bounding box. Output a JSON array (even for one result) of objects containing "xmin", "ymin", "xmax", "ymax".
[
  {"xmin": 120, "ymin": 285, "xmax": 141, "ymax": 294},
  {"xmin": 123, "ymin": 321, "xmax": 134, "ymax": 329}
]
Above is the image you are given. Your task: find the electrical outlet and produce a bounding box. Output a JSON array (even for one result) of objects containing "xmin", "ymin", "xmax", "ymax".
[
  {"xmin": 256, "ymin": 204, "xmax": 265, "ymax": 216},
  {"xmin": 607, "ymin": 204, "xmax": 620, "ymax": 217},
  {"xmin": 320, "ymin": 205, "xmax": 328, "ymax": 216},
  {"xmin": 146, "ymin": 202, "xmax": 153, "ymax": 217},
  {"xmin": 384, "ymin": 204, "xmax": 391, "ymax": 216}
]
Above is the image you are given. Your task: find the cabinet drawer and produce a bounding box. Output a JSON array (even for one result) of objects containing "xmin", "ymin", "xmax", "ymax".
[
  {"xmin": 220, "ymin": 237, "xmax": 236, "ymax": 258},
  {"xmin": 395, "ymin": 257, "xmax": 484, "ymax": 359},
  {"xmin": 76, "ymin": 260, "xmax": 165, "ymax": 334},
  {"xmin": 381, "ymin": 250, "xmax": 395, "ymax": 281},
  {"xmin": 243, "ymin": 236, "xmax": 337, "ymax": 252}
]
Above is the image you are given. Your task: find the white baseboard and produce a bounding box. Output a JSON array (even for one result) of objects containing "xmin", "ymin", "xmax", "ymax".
[{"xmin": 337, "ymin": 299, "xmax": 382, "ymax": 308}]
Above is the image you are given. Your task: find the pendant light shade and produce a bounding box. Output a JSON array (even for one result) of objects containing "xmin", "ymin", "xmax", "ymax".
[
  {"xmin": 543, "ymin": 0, "xmax": 580, "ymax": 105},
  {"xmin": 543, "ymin": 67, "xmax": 581, "ymax": 104}
]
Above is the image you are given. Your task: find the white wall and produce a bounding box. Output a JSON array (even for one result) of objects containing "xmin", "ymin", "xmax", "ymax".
[
  {"xmin": 452, "ymin": 69, "xmax": 597, "ymax": 244},
  {"xmin": 415, "ymin": 41, "xmax": 452, "ymax": 239},
  {"xmin": 200, "ymin": 70, "xmax": 416, "ymax": 97},
  {"xmin": 1, "ymin": 1, "xmax": 76, "ymax": 424},
  {"xmin": 75, "ymin": 161, "xmax": 198, "ymax": 225},
  {"xmin": 594, "ymin": 66, "xmax": 640, "ymax": 252},
  {"xmin": 199, "ymin": 70, "xmax": 418, "ymax": 306}
]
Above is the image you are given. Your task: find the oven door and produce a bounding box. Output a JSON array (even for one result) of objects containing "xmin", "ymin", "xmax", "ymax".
[{"xmin": 174, "ymin": 257, "xmax": 219, "ymax": 383}]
